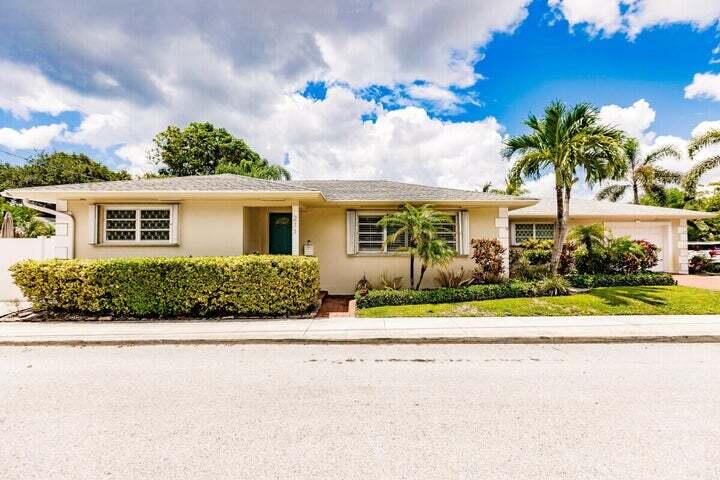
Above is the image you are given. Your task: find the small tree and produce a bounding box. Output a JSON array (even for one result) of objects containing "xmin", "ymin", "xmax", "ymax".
[
  {"xmin": 378, "ymin": 204, "xmax": 454, "ymax": 289},
  {"xmin": 414, "ymin": 238, "xmax": 455, "ymax": 289}
]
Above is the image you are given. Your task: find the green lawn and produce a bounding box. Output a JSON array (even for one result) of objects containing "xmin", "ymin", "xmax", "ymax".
[{"xmin": 358, "ymin": 286, "xmax": 720, "ymax": 317}]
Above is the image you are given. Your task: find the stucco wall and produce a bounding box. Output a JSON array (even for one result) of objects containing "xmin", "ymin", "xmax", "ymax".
[
  {"xmin": 300, "ymin": 206, "xmax": 499, "ymax": 293},
  {"xmin": 69, "ymin": 200, "xmax": 245, "ymax": 258}
]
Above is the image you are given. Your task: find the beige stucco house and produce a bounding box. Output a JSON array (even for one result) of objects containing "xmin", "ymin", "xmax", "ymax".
[{"xmin": 5, "ymin": 174, "xmax": 715, "ymax": 293}]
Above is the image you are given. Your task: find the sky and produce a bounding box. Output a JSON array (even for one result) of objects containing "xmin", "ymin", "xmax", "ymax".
[{"xmin": 1, "ymin": 0, "xmax": 720, "ymax": 198}]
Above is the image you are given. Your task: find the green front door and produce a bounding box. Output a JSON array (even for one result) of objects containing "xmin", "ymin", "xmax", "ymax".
[{"xmin": 269, "ymin": 213, "xmax": 292, "ymax": 254}]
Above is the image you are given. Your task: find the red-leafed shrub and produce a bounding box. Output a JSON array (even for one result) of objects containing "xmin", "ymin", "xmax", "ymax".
[{"xmin": 471, "ymin": 238, "xmax": 506, "ymax": 283}]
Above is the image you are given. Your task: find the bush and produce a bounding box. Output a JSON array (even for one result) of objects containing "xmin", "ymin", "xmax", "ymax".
[
  {"xmin": 10, "ymin": 256, "xmax": 320, "ymax": 317},
  {"xmin": 511, "ymin": 240, "xmax": 575, "ymax": 278},
  {"xmin": 471, "ymin": 238, "xmax": 506, "ymax": 283},
  {"xmin": 689, "ymin": 255, "xmax": 711, "ymax": 274},
  {"xmin": 509, "ymin": 255, "xmax": 552, "ymax": 281},
  {"xmin": 566, "ymin": 273, "xmax": 676, "ymax": 289},
  {"xmin": 355, "ymin": 280, "xmax": 564, "ymax": 308},
  {"xmin": 435, "ymin": 267, "xmax": 471, "ymax": 288},
  {"xmin": 521, "ymin": 239, "xmax": 553, "ymax": 265},
  {"xmin": 574, "ymin": 236, "xmax": 660, "ymax": 275},
  {"xmin": 534, "ymin": 276, "xmax": 571, "ymax": 296}
]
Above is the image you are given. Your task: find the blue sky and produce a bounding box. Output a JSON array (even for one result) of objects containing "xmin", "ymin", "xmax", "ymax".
[{"xmin": 0, "ymin": 0, "xmax": 719, "ymax": 194}]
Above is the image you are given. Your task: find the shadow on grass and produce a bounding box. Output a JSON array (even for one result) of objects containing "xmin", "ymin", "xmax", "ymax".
[{"xmin": 587, "ymin": 286, "xmax": 667, "ymax": 307}]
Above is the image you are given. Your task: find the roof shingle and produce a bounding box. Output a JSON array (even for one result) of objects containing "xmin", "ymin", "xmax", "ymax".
[{"xmin": 510, "ymin": 197, "xmax": 715, "ymax": 219}]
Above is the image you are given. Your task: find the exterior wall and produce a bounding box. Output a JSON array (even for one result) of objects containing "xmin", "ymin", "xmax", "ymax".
[
  {"xmin": 301, "ymin": 206, "xmax": 499, "ymax": 294},
  {"xmin": 510, "ymin": 216, "xmax": 687, "ymax": 273},
  {"xmin": 68, "ymin": 199, "xmax": 501, "ymax": 294},
  {"xmin": 70, "ymin": 199, "xmax": 245, "ymax": 258}
]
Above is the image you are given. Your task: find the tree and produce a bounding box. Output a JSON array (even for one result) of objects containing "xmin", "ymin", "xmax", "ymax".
[
  {"xmin": 504, "ymin": 101, "xmax": 625, "ymax": 274},
  {"xmin": 568, "ymin": 223, "xmax": 605, "ymax": 254},
  {"xmin": 0, "ymin": 198, "xmax": 54, "ymax": 238},
  {"xmin": 0, "ymin": 152, "xmax": 129, "ymax": 191},
  {"xmin": 596, "ymin": 138, "xmax": 682, "ymax": 204},
  {"xmin": 683, "ymin": 128, "xmax": 720, "ymax": 198},
  {"xmin": 378, "ymin": 204, "xmax": 455, "ymax": 289},
  {"xmin": 481, "ymin": 174, "xmax": 529, "ymax": 196},
  {"xmin": 149, "ymin": 122, "xmax": 290, "ymax": 180}
]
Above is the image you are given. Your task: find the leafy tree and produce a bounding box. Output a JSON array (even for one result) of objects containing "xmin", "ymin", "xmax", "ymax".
[
  {"xmin": 683, "ymin": 128, "xmax": 720, "ymax": 197},
  {"xmin": 596, "ymin": 138, "xmax": 681, "ymax": 204},
  {"xmin": 0, "ymin": 152, "xmax": 129, "ymax": 191},
  {"xmin": 149, "ymin": 122, "xmax": 290, "ymax": 180},
  {"xmin": 504, "ymin": 101, "xmax": 626, "ymax": 274},
  {"xmin": 378, "ymin": 204, "xmax": 455, "ymax": 289}
]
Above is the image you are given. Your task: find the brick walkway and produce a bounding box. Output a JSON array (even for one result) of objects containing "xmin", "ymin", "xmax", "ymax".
[{"xmin": 316, "ymin": 295, "xmax": 353, "ymax": 317}]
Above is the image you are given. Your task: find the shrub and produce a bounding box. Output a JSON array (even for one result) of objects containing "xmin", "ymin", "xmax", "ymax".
[
  {"xmin": 512, "ymin": 240, "xmax": 575, "ymax": 278},
  {"xmin": 435, "ymin": 267, "xmax": 471, "ymax": 288},
  {"xmin": 566, "ymin": 272, "xmax": 676, "ymax": 289},
  {"xmin": 573, "ymin": 236, "xmax": 660, "ymax": 275},
  {"xmin": 355, "ymin": 280, "xmax": 562, "ymax": 309},
  {"xmin": 534, "ymin": 276, "xmax": 571, "ymax": 296},
  {"xmin": 471, "ymin": 238, "xmax": 506, "ymax": 283},
  {"xmin": 10, "ymin": 256, "xmax": 320, "ymax": 317},
  {"xmin": 520, "ymin": 239, "xmax": 553, "ymax": 265},
  {"xmin": 689, "ymin": 255, "xmax": 711, "ymax": 274},
  {"xmin": 510, "ymin": 255, "xmax": 552, "ymax": 281},
  {"xmin": 635, "ymin": 240, "xmax": 660, "ymax": 271},
  {"xmin": 378, "ymin": 271, "xmax": 403, "ymax": 290}
]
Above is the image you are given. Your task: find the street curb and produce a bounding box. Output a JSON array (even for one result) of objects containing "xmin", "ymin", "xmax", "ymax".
[{"xmin": 2, "ymin": 335, "xmax": 720, "ymax": 347}]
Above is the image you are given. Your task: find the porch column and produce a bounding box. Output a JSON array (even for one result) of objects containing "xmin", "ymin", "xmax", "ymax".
[
  {"xmin": 291, "ymin": 202, "xmax": 300, "ymax": 256},
  {"xmin": 677, "ymin": 220, "xmax": 688, "ymax": 274},
  {"xmin": 496, "ymin": 207, "xmax": 510, "ymax": 276}
]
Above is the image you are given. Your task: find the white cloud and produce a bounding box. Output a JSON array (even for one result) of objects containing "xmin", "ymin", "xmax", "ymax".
[
  {"xmin": 0, "ymin": 123, "xmax": 66, "ymax": 150},
  {"xmin": 692, "ymin": 120, "xmax": 720, "ymax": 137},
  {"xmin": 685, "ymin": 72, "xmax": 720, "ymax": 102},
  {"xmin": 549, "ymin": 0, "xmax": 720, "ymax": 38},
  {"xmin": 599, "ymin": 99, "xmax": 656, "ymax": 142}
]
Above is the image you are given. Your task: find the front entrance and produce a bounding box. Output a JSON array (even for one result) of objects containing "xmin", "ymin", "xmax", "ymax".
[{"xmin": 269, "ymin": 213, "xmax": 292, "ymax": 254}]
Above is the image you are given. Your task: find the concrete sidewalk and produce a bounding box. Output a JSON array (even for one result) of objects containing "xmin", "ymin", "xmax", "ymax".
[{"xmin": 2, "ymin": 314, "xmax": 720, "ymax": 345}]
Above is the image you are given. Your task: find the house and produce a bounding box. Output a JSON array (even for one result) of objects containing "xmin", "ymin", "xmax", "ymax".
[{"xmin": 4, "ymin": 174, "xmax": 714, "ymax": 293}]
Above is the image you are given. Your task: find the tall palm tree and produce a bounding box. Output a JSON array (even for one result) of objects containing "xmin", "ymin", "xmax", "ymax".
[
  {"xmin": 683, "ymin": 129, "xmax": 720, "ymax": 197},
  {"xmin": 596, "ymin": 138, "xmax": 682, "ymax": 204},
  {"xmin": 504, "ymin": 101, "xmax": 626, "ymax": 274},
  {"xmin": 378, "ymin": 204, "xmax": 453, "ymax": 289}
]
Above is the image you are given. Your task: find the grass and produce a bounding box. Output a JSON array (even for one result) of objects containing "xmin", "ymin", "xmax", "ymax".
[{"xmin": 357, "ymin": 286, "xmax": 720, "ymax": 317}]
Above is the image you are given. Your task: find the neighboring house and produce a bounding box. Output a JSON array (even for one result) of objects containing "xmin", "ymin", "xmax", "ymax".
[
  {"xmin": 509, "ymin": 197, "xmax": 715, "ymax": 274},
  {"xmin": 4, "ymin": 174, "xmax": 714, "ymax": 293}
]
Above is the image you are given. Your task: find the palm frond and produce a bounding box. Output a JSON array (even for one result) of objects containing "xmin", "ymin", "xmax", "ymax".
[
  {"xmin": 642, "ymin": 145, "xmax": 681, "ymax": 165},
  {"xmin": 595, "ymin": 183, "xmax": 629, "ymax": 202},
  {"xmin": 683, "ymin": 155, "xmax": 720, "ymax": 195},
  {"xmin": 688, "ymin": 129, "xmax": 720, "ymax": 159}
]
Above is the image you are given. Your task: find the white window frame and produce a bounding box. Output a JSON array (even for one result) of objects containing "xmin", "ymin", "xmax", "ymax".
[
  {"xmin": 99, "ymin": 204, "xmax": 178, "ymax": 246},
  {"xmin": 353, "ymin": 210, "xmax": 460, "ymax": 255},
  {"xmin": 511, "ymin": 222, "xmax": 555, "ymax": 245}
]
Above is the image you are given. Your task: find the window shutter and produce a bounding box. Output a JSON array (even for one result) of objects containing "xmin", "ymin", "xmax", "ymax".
[
  {"xmin": 458, "ymin": 211, "xmax": 470, "ymax": 255},
  {"xmin": 88, "ymin": 204, "xmax": 99, "ymax": 244},
  {"xmin": 170, "ymin": 204, "xmax": 179, "ymax": 244},
  {"xmin": 346, "ymin": 210, "xmax": 357, "ymax": 255}
]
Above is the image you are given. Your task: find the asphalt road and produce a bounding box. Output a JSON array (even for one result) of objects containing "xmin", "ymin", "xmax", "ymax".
[{"xmin": 2, "ymin": 344, "xmax": 719, "ymax": 479}]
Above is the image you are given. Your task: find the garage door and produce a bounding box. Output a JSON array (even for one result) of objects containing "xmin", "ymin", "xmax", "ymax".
[{"xmin": 605, "ymin": 222, "xmax": 670, "ymax": 272}]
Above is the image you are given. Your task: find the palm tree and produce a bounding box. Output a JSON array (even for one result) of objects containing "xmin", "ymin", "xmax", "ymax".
[
  {"xmin": 683, "ymin": 129, "xmax": 720, "ymax": 197},
  {"xmin": 378, "ymin": 204, "xmax": 453, "ymax": 289},
  {"xmin": 414, "ymin": 237, "xmax": 455, "ymax": 290},
  {"xmin": 568, "ymin": 223, "xmax": 605, "ymax": 254},
  {"xmin": 504, "ymin": 101, "xmax": 626, "ymax": 274},
  {"xmin": 596, "ymin": 138, "xmax": 682, "ymax": 204},
  {"xmin": 481, "ymin": 174, "xmax": 529, "ymax": 196},
  {"xmin": 216, "ymin": 159, "xmax": 291, "ymax": 180}
]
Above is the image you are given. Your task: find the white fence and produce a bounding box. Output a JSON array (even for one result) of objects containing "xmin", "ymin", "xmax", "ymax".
[{"xmin": 0, "ymin": 237, "xmax": 55, "ymax": 301}]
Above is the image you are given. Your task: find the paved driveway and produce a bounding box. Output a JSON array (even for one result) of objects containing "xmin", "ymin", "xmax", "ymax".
[{"xmin": 674, "ymin": 274, "xmax": 720, "ymax": 291}]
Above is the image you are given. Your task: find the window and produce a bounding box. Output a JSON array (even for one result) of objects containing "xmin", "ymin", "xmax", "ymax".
[
  {"xmin": 102, "ymin": 205, "xmax": 177, "ymax": 244},
  {"xmin": 513, "ymin": 223, "xmax": 554, "ymax": 244},
  {"xmin": 355, "ymin": 212, "xmax": 458, "ymax": 254}
]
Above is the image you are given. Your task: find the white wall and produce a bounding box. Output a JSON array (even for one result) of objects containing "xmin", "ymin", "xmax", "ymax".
[{"xmin": 0, "ymin": 237, "xmax": 54, "ymax": 301}]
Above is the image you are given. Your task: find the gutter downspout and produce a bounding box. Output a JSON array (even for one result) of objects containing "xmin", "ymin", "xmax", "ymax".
[{"xmin": 10, "ymin": 196, "xmax": 75, "ymax": 259}]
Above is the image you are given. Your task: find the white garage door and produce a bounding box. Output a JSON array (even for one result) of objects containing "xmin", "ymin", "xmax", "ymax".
[{"xmin": 605, "ymin": 222, "xmax": 671, "ymax": 272}]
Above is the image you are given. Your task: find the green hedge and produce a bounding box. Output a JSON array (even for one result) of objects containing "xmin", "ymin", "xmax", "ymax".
[
  {"xmin": 566, "ymin": 272, "xmax": 676, "ymax": 289},
  {"xmin": 356, "ymin": 281, "xmax": 545, "ymax": 309},
  {"xmin": 10, "ymin": 256, "xmax": 320, "ymax": 317}
]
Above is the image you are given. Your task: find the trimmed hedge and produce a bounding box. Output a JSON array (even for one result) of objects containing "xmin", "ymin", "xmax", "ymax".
[
  {"xmin": 10, "ymin": 256, "xmax": 320, "ymax": 317},
  {"xmin": 566, "ymin": 272, "xmax": 676, "ymax": 289},
  {"xmin": 356, "ymin": 281, "xmax": 545, "ymax": 309}
]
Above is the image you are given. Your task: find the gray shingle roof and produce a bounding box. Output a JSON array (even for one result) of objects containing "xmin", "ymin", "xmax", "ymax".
[
  {"xmin": 510, "ymin": 197, "xmax": 716, "ymax": 219},
  {"xmin": 6, "ymin": 174, "xmax": 316, "ymax": 193},
  {"xmin": 287, "ymin": 179, "xmax": 533, "ymax": 202}
]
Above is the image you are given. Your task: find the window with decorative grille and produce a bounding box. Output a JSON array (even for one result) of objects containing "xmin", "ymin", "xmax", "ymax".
[{"xmin": 103, "ymin": 206, "xmax": 175, "ymax": 244}]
